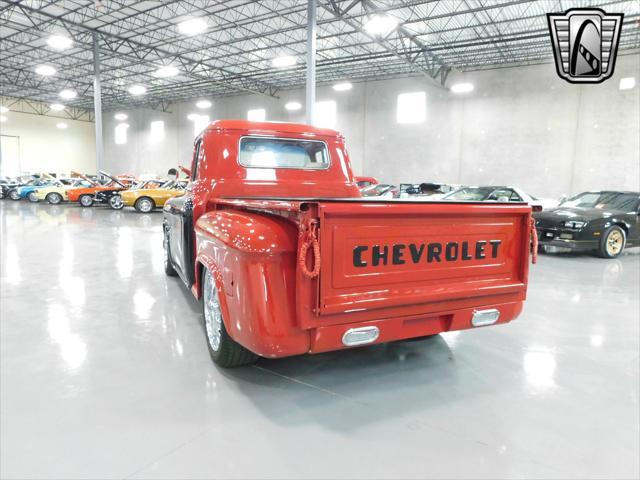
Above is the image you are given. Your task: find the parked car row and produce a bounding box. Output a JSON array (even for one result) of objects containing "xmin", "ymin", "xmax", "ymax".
[
  {"xmin": 353, "ymin": 178, "xmax": 639, "ymax": 259},
  {"xmin": 0, "ymin": 169, "xmax": 189, "ymax": 213}
]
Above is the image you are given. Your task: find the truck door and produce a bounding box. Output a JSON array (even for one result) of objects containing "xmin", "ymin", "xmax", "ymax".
[{"xmin": 166, "ymin": 139, "xmax": 202, "ymax": 287}]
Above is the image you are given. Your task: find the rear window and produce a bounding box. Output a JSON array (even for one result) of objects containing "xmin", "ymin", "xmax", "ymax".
[{"xmin": 239, "ymin": 137, "xmax": 329, "ymax": 170}]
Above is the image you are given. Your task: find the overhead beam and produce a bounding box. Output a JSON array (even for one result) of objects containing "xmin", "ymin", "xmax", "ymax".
[{"xmin": 324, "ymin": 0, "xmax": 452, "ymax": 86}]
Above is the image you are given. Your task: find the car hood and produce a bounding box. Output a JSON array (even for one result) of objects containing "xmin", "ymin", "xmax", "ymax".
[{"xmin": 535, "ymin": 206, "xmax": 623, "ymax": 226}]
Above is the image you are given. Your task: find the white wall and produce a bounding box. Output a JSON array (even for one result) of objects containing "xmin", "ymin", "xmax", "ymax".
[
  {"xmin": 0, "ymin": 112, "xmax": 96, "ymax": 175},
  {"xmin": 102, "ymin": 53, "xmax": 639, "ymax": 198}
]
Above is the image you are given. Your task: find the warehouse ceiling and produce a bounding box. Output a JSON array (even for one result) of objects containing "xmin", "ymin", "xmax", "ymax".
[{"xmin": 1, "ymin": 0, "xmax": 639, "ymax": 112}]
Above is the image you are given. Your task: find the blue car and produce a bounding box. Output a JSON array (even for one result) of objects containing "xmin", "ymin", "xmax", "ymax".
[{"xmin": 10, "ymin": 179, "xmax": 55, "ymax": 201}]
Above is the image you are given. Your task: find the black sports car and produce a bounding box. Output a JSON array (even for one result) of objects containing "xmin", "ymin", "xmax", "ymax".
[{"xmin": 534, "ymin": 191, "xmax": 640, "ymax": 258}]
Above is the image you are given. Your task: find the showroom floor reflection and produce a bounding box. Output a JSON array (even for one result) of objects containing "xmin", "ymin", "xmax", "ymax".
[{"xmin": 1, "ymin": 201, "xmax": 638, "ymax": 479}]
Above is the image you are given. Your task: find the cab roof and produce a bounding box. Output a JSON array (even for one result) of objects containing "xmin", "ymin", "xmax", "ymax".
[{"xmin": 203, "ymin": 119, "xmax": 340, "ymax": 138}]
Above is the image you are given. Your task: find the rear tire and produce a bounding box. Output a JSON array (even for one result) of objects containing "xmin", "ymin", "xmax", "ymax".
[
  {"xmin": 202, "ymin": 268, "xmax": 257, "ymax": 367},
  {"xmin": 598, "ymin": 226, "xmax": 625, "ymax": 259},
  {"xmin": 9, "ymin": 189, "xmax": 20, "ymax": 201},
  {"xmin": 46, "ymin": 192, "xmax": 63, "ymax": 205},
  {"xmin": 134, "ymin": 197, "xmax": 155, "ymax": 213},
  {"xmin": 28, "ymin": 192, "xmax": 38, "ymax": 202},
  {"xmin": 163, "ymin": 229, "xmax": 177, "ymax": 277},
  {"xmin": 109, "ymin": 194, "xmax": 124, "ymax": 210},
  {"xmin": 79, "ymin": 194, "xmax": 93, "ymax": 207}
]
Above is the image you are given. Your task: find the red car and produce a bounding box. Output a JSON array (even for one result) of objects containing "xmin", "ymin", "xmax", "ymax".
[
  {"xmin": 163, "ymin": 120, "xmax": 537, "ymax": 367},
  {"xmin": 67, "ymin": 171, "xmax": 135, "ymax": 207}
]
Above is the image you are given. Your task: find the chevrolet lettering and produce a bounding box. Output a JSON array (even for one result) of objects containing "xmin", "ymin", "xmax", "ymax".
[{"xmin": 353, "ymin": 240, "xmax": 501, "ymax": 267}]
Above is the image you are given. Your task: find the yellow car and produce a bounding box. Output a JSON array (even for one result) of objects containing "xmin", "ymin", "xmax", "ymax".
[
  {"xmin": 120, "ymin": 179, "xmax": 188, "ymax": 213},
  {"xmin": 33, "ymin": 178, "xmax": 95, "ymax": 204}
]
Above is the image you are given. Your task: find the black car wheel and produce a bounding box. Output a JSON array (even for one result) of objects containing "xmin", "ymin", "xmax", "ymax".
[
  {"xmin": 79, "ymin": 194, "xmax": 94, "ymax": 207},
  {"xmin": 46, "ymin": 192, "xmax": 63, "ymax": 205},
  {"xmin": 109, "ymin": 195, "xmax": 124, "ymax": 210},
  {"xmin": 598, "ymin": 226, "xmax": 626, "ymax": 259},
  {"xmin": 202, "ymin": 268, "xmax": 257, "ymax": 367}
]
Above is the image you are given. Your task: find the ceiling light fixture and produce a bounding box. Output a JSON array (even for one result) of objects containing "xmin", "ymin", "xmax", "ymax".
[
  {"xmin": 363, "ymin": 15, "xmax": 398, "ymax": 37},
  {"xmin": 114, "ymin": 113, "xmax": 128, "ymax": 121},
  {"xmin": 450, "ymin": 82, "xmax": 474, "ymax": 94},
  {"xmin": 272, "ymin": 55, "xmax": 296, "ymax": 68},
  {"xmin": 59, "ymin": 89, "xmax": 77, "ymax": 100},
  {"xmin": 284, "ymin": 101, "xmax": 302, "ymax": 111},
  {"xmin": 196, "ymin": 100, "xmax": 212, "ymax": 109},
  {"xmin": 333, "ymin": 82, "xmax": 353, "ymax": 92},
  {"xmin": 154, "ymin": 65, "xmax": 179, "ymax": 78},
  {"xmin": 128, "ymin": 85, "xmax": 147, "ymax": 95},
  {"xmin": 35, "ymin": 65, "xmax": 56, "ymax": 76},
  {"xmin": 56, "ymin": 122, "xmax": 68, "ymax": 129},
  {"xmin": 49, "ymin": 103, "xmax": 65, "ymax": 111},
  {"xmin": 178, "ymin": 17, "xmax": 208, "ymax": 35},
  {"xmin": 47, "ymin": 34, "xmax": 73, "ymax": 50}
]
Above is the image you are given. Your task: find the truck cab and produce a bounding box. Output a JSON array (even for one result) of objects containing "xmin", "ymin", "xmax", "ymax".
[{"xmin": 164, "ymin": 120, "xmax": 535, "ymax": 367}]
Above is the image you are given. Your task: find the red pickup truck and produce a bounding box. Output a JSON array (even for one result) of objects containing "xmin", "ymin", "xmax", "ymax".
[{"xmin": 163, "ymin": 120, "xmax": 536, "ymax": 367}]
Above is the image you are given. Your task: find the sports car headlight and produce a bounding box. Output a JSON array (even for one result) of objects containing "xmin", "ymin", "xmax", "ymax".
[{"xmin": 563, "ymin": 220, "xmax": 587, "ymax": 229}]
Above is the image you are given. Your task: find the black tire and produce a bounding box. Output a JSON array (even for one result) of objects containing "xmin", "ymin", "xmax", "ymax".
[
  {"xmin": 163, "ymin": 229, "xmax": 177, "ymax": 277},
  {"xmin": 202, "ymin": 268, "xmax": 257, "ymax": 367},
  {"xmin": 9, "ymin": 189, "xmax": 21, "ymax": 201},
  {"xmin": 46, "ymin": 192, "xmax": 63, "ymax": 205},
  {"xmin": 134, "ymin": 196, "xmax": 155, "ymax": 213},
  {"xmin": 109, "ymin": 194, "xmax": 124, "ymax": 210},
  {"xmin": 27, "ymin": 192, "xmax": 38, "ymax": 202},
  {"xmin": 597, "ymin": 225, "xmax": 626, "ymax": 259},
  {"xmin": 79, "ymin": 194, "xmax": 93, "ymax": 207}
]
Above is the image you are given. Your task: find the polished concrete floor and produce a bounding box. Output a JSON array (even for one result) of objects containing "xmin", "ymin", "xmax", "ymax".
[{"xmin": 1, "ymin": 200, "xmax": 638, "ymax": 480}]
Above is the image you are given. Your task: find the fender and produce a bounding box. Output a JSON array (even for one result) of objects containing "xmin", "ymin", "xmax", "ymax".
[{"xmin": 194, "ymin": 209, "xmax": 309, "ymax": 357}]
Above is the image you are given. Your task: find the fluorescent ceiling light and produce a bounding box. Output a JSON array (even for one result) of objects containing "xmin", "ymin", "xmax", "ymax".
[
  {"xmin": 35, "ymin": 65, "xmax": 56, "ymax": 76},
  {"xmin": 363, "ymin": 15, "xmax": 398, "ymax": 36},
  {"xmin": 196, "ymin": 100, "xmax": 212, "ymax": 109},
  {"xmin": 50, "ymin": 103, "xmax": 65, "ymax": 111},
  {"xmin": 178, "ymin": 17, "xmax": 208, "ymax": 35},
  {"xmin": 186, "ymin": 113, "xmax": 199, "ymax": 121},
  {"xmin": 333, "ymin": 82, "xmax": 352, "ymax": 92},
  {"xmin": 47, "ymin": 34, "xmax": 73, "ymax": 50},
  {"xmin": 128, "ymin": 84, "xmax": 147, "ymax": 95},
  {"xmin": 450, "ymin": 82, "xmax": 474, "ymax": 94},
  {"xmin": 272, "ymin": 55, "xmax": 296, "ymax": 68},
  {"xmin": 285, "ymin": 101, "xmax": 302, "ymax": 111},
  {"xmin": 0, "ymin": 116, "xmax": 7, "ymax": 123},
  {"xmin": 154, "ymin": 65, "xmax": 179, "ymax": 78},
  {"xmin": 619, "ymin": 77, "xmax": 636, "ymax": 90},
  {"xmin": 0, "ymin": 106, "xmax": 8, "ymax": 113},
  {"xmin": 59, "ymin": 89, "xmax": 77, "ymax": 100},
  {"xmin": 56, "ymin": 122, "xmax": 68, "ymax": 129},
  {"xmin": 114, "ymin": 113, "xmax": 128, "ymax": 121}
]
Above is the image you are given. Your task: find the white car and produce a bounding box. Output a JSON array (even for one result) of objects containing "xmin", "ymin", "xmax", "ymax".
[{"xmin": 441, "ymin": 186, "xmax": 561, "ymax": 210}]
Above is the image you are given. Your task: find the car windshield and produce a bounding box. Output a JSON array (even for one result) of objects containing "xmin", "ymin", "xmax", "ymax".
[
  {"xmin": 562, "ymin": 192, "xmax": 640, "ymax": 211},
  {"xmin": 444, "ymin": 187, "xmax": 494, "ymax": 201}
]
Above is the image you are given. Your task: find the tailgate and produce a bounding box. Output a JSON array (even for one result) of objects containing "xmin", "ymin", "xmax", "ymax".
[{"xmin": 317, "ymin": 201, "xmax": 531, "ymax": 316}]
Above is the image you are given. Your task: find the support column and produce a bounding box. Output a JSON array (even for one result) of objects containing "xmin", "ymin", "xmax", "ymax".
[
  {"xmin": 305, "ymin": 0, "xmax": 316, "ymax": 125},
  {"xmin": 92, "ymin": 32, "xmax": 103, "ymax": 173}
]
